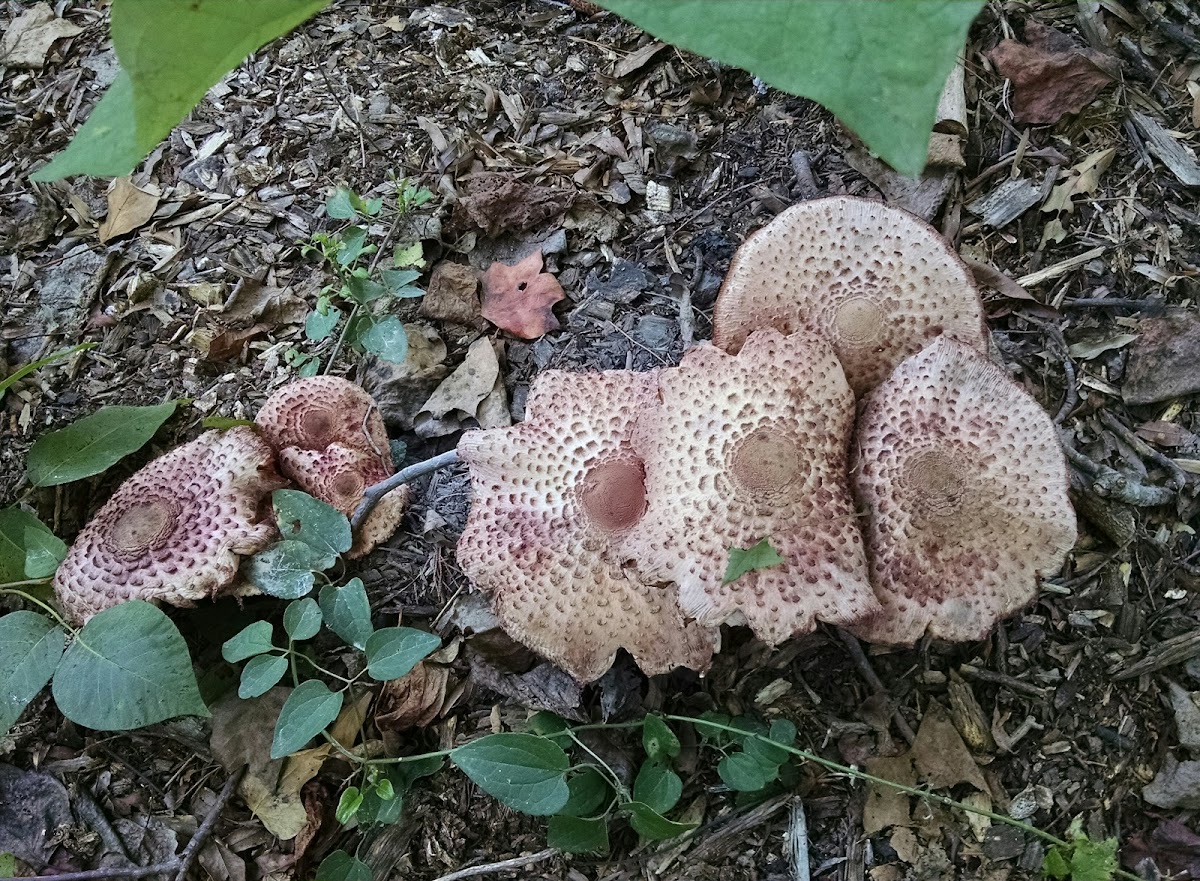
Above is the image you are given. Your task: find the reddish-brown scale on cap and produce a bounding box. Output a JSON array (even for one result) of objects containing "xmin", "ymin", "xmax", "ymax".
[
  {"xmin": 53, "ymin": 428, "xmax": 284, "ymax": 623},
  {"xmin": 712, "ymin": 196, "xmax": 988, "ymax": 396},
  {"xmin": 624, "ymin": 328, "xmax": 879, "ymax": 645},
  {"xmin": 848, "ymin": 337, "xmax": 1077, "ymax": 645},
  {"xmin": 255, "ymin": 375, "xmax": 389, "ymax": 457},
  {"xmin": 456, "ymin": 369, "xmax": 714, "ymax": 683},
  {"xmin": 280, "ymin": 443, "xmax": 409, "ymax": 559}
]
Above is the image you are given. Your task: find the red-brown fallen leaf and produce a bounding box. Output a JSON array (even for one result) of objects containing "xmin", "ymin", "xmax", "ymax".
[
  {"xmin": 480, "ymin": 250, "xmax": 564, "ymax": 339},
  {"xmin": 989, "ymin": 22, "xmax": 1117, "ymax": 124}
]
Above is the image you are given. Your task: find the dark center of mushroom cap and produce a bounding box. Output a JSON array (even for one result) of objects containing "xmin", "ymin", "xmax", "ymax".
[
  {"xmin": 831, "ymin": 294, "xmax": 884, "ymax": 346},
  {"xmin": 107, "ymin": 498, "xmax": 181, "ymax": 555},
  {"xmin": 298, "ymin": 407, "xmax": 338, "ymax": 449},
  {"xmin": 730, "ymin": 427, "xmax": 801, "ymax": 499},
  {"xmin": 578, "ymin": 456, "xmax": 647, "ymax": 532},
  {"xmin": 330, "ymin": 469, "xmax": 366, "ymax": 505},
  {"xmin": 902, "ymin": 448, "xmax": 970, "ymax": 522}
]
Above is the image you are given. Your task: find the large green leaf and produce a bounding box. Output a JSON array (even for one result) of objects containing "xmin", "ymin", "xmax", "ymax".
[
  {"xmin": 52, "ymin": 601, "xmax": 208, "ymax": 730},
  {"xmin": 33, "ymin": 0, "xmax": 331, "ymax": 181},
  {"xmin": 597, "ymin": 0, "xmax": 982, "ymax": 175},
  {"xmin": 451, "ymin": 733, "xmax": 570, "ymax": 816},
  {"xmin": 221, "ymin": 621, "xmax": 275, "ymax": 662},
  {"xmin": 25, "ymin": 402, "xmax": 178, "ymax": 487},
  {"xmin": 0, "ymin": 611, "xmax": 66, "ymax": 735},
  {"xmin": 318, "ymin": 578, "xmax": 373, "ymax": 650},
  {"xmin": 244, "ymin": 540, "xmax": 325, "ymax": 599},
  {"xmin": 365, "ymin": 627, "xmax": 441, "ymax": 681},
  {"xmin": 271, "ymin": 679, "xmax": 343, "ymax": 759},
  {"xmin": 0, "ymin": 507, "xmax": 66, "ymax": 582},
  {"xmin": 625, "ymin": 801, "xmax": 697, "ymax": 841},
  {"xmin": 272, "ymin": 490, "xmax": 350, "ymax": 563},
  {"xmin": 548, "ymin": 815, "xmax": 610, "ymax": 855},
  {"xmin": 632, "ymin": 760, "xmax": 682, "ymax": 815}
]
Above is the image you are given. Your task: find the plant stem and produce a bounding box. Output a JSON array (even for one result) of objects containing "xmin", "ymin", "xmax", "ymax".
[
  {"xmin": 350, "ymin": 450, "xmax": 460, "ymax": 530},
  {"xmin": 292, "ymin": 650, "xmax": 355, "ymax": 684},
  {"xmin": 0, "ymin": 587, "xmax": 73, "ymax": 630},
  {"xmin": 322, "ymin": 301, "xmax": 361, "ymax": 376},
  {"xmin": 567, "ymin": 730, "xmax": 631, "ymax": 802}
]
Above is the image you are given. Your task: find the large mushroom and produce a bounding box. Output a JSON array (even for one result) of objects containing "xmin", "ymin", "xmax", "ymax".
[
  {"xmin": 623, "ymin": 329, "xmax": 880, "ymax": 645},
  {"xmin": 711, "ymin": 196, "xmax": 988, "ymax": 396},
  {"xmin": 53, "ymin": 428, "xmax": 284, "ymax": 624},
  {"xmin": 847, "ymin": 337, "xmax": 1077, "ymax": 645},
  {"xmin": 455, "ymin": 369, "xmax": 715, "ymax": 683},
  {"xmin": 256, "ymin": 376, "xmax": 406, "ymax": 557}
]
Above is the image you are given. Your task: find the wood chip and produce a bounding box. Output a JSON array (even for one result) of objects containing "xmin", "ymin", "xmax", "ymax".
[{"xmin": 1132, "ymin": 111, "xmax": 1200, "ymax": 187}]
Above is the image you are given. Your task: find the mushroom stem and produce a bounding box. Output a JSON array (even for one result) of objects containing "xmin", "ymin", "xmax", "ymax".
[{"xmin": 351, "ymin": 450, "xmax": 460, "ymax": 531}]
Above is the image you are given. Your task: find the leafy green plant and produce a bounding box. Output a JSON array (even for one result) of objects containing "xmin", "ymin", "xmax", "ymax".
[
  {"xmin": 1043, "ymin": 818, "xmax": 1120, "ymax": 881},
  {"xmin": 295, "ymin": 183, "xmax": 433, "ymax": 375},
  {"xmin": 31, "ymin": 1, "xmax": 979, "ymax": 181}
]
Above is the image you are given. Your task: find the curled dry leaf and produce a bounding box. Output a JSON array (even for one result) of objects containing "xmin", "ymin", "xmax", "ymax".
[
  {"xmin": 0, "ymin": 2, "xmax": 83, "ymax": 69},
  {"xmin": 480, "ymin": 250, "xmax": 564, "ymax": 340},
  {"xmin": 98, "ymin": 177, "xmax": 161, "ymax": 243},
  {"xmin": 988, "ymin": 22, "xmax": 1116, "ymax": 124}
]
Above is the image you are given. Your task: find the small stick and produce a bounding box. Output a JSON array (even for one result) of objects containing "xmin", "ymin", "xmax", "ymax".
[
  {"xmin": 680, "ymin": 246, "xmax": 702, "ymax": 347},
  {"xmin": 351, "ymin": 450, "xmax": 460, "ymax": 530},
  {"xmin": 790, "ymin": 150, "xmax": 820, "ymax": 200},
  {"xmin": 1062, "ymin": 440, "xmax": 1175, "ymax": 507},
  {"xmin": 837, "ymin": 630, "xmax": 917, "ymax": 745},
  {"xmin": 429, "ymin": 848, "xmax": 557, "ymax": 881},
  {"xmin": 787, "ymin": 798, "xmax": 811, "ymax": 881},
  {"xmin": 1061, "ymin": 297, "xmax": 1165, "ymax": 312},
  {"xmin": 174, "ymin": 767, "xmax": 246, "ymax": 881},
  {"xmin": 1098, "ymin": 410, "xmax": 1190, "ymax": 490}
]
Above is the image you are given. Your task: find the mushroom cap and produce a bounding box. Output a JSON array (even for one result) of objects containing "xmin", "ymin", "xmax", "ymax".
[
  {"xmin": 256, "ymin": 375, "xmax": 389, "ymax": 456},
  {"xmin": 456, "ymin": 369, "xmax": 715, "ymax": 682},
  {"xmin": 712, "ymin": 196, "xmax": 988, "ymax": 396},
  {"xmin": 847, "ymin": 337, "xmax": 1077, "ymax": 645},
  {"xmin": 279, "ymin": 443, "xmax": 409, "ymax": 559},
  {"xmin": 53, "ymin": 428, "xmax": 284, "ymax": 623},
  {"xmin": 623, "ymin": 329, "xmax": 879, "ymax": 645}
]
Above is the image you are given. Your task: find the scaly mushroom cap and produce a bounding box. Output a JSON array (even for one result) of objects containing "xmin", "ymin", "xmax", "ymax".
[
  {"xmin": 624, "ymin": 329, "xmax": 879, "ymax": 645},
  {"xmin": 712, "ymin": 196, "xmax": 988, "ymax": 396},
  {"xmin": 53, "ymin": 428, "xmax": 284, "ymax": 624},
  {"xmin": 848, "ymin": 337, "xmax": 1077, "ymax": 645},
  {"xmin": 456, "ymin": 370, "xmax": 715, "ymax": 682},
  {"xmin": 279, "ymin": 443, "xmax": 409, "ymax": 559},
  {"xmin": 256, "ymin": 375, "xmax": 389, "ymax": 456}
]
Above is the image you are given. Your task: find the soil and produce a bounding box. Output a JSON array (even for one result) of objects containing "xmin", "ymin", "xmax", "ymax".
[{"xmin": 3, "ymin": 1, "xmax": 1200, "ymax": 880}]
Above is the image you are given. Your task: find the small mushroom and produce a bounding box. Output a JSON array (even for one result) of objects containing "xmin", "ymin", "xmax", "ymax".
[
  {"xmin": 712, "ymin": 196, "xmax": 988, "ymax": 395},
  {"xmin": 53, "ymin": 428, "xmax": 284, "ymax": 623},
  {"xmin": 624, "ymin": 329, "xmax": 879, "ymax": 645},
  {"xmin": 255, "ymin": 375, "xmax": 389, "ymax": 457},
  {"xmin": 456, "ymin": 369, "xmax": 715, "ymax": 682},
  {"xmin": 848, "ymin": 337, "xmax": 1077, "ymax": 645},
  {"xmin": 280, "ymin": 443, "xmax": 410, "ymax": 558}
]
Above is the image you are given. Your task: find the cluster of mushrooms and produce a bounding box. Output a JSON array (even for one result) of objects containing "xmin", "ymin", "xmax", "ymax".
[
  {"xmin": 51, "ymin": 196, "xmax": 1076, "ymax": 688},
  {"xmin": 456, "ymin": 196, "xmax": 1077, "ymax": 681}
]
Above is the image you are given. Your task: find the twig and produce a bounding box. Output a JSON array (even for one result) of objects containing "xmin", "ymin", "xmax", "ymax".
[
  {"xmin": 787, "ymin": 798, "xmax": 811, "ymax": 881},
  {"xmin": 1134, "ymin": 0, "xmax": 1200, "ymax": 54},
  {"xmin": 958, "ymin": 663, "xmax": 1048, "ymax": 699},
  {"xmin": 836, "ymin": 630, "xmax": 917, "ymax": 745},
  {"xmin": 790, "ymin": 150, "xmax": 820, "ymax": 200},
  {"xmin": 680, "ymin": 247, "xmax": 702, "ymax": 347},
  {"xmin": 1061, "ymin": 296, "xmax": 1166, "ymax": 313},
  {"xmin": 174, "ymin": 767, "xmax": 245, "ymax": 881},
  {"xmin": 351, "ymin": 450, "xmax": 460, "ymax": 530},
  {"xmin": 1098, "ymin": 410, "xmax": 1190, "ymax": 490},
  {"xmin": 1062, "ymin": 439, "xmax": 1175, "ymax": 506},
  {"xmin": 429, "ymin": 848, "xmax": 557, "ymax": 881}
]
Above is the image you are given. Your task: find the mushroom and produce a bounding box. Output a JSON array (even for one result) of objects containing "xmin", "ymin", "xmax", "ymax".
[
  {"xmin": 623, "ymin": 328, "xmax": 880, "ymax": 645},
  {"xmin": 255, "ymin": 375, "xmax": 390, "ymax": 457},
  {"xmin": 53, "ymin": 428, "xmax": 284, "ymax": 624},
  {"xmin": 257, "ymin": 376, "xmax": 405, "ymax": 557},
  {"xmin": 847, "ymin": 337, "xmax": 1077, "ymax": 645},
  {"xmin": 279, "ymin": 443, "xmax": 410, "ymax": 558},
  {"xmin": 711, "ymin": 196, "xmax": 988, "ymax": 396},
  {"xmin": 455, "ymin": 369, "xmax": 715, "ymax": 682}
]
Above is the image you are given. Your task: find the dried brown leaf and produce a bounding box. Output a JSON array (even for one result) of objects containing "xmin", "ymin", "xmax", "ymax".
[
  {"xmin": 0, "ymin": 3, "xmax": 82, "ymax": 69},
  {"xmin": 98, "ymin": 178, "xmax": 160, "ymax": 243},
  {"xmin": 989, "ymin": 22, "xmax": 1116, "ymax": 124},
  {"xmin": 480, "ymin": 250, "xmax": 564, "ymax": 339}
]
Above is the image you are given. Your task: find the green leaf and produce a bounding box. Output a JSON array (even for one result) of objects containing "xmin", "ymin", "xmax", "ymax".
[
  {"xmin": 222, "ymin": 621, "xmax": 275, "ymax": 662},
  {"xmin": 335, "ymin": 786, "xmax": 363, "ymax": 825},
  {"xmin": 336, "ymin": 227, "xmax": 368, "ymax": 266},
  {"xmin": 346, "ymin": 274, "xmax": 386, "ymax": 305},
  {"xmin": 53, "ymin": 601, "xmax": 208, "ymax": 730},
  {"xmin": 548, "ymin": 815, "xmax": 610, "ymax": 855},
  {"xmin": 743, "ymin": 720, "xmax": 796, "ymax": 768},
  {"xmin": 375, "ymin": 778, "xmax": 395, "ymax": 800},
  {"xmin": 633, "ymin": 761, "xmax": 683, "ymax": 815},
  {"xmin": 392, "ymin": 241, "xmax": 424, "ymax": 268},
  {"xmin": 318, "ymin": 578, "xmax": 373, "ymax": 650},
  {"xmin": 355, "ymin": 315, "xmax": 408, "ymax": 364},
  {"xmin": 271, "ymin": 679, "xmax": 343, "ymax": 759},
  {"xmin": 35, "ymin": 0, "xmax": 331, "ymax": 180},
  {"xmin": 693, "ymin": 710, "xmax": 732, "ymax": 744},
  {"xmin": 0, "ymin": 507, "xmax": 66, "ymax": 582},
  {"xmin": 642, "ymin": 714, "xmax": 681, "ymax": 760},
  {"xmin": 722, "ymin": 538, "xmax": 784, "ymax": 585},
  {"xmin": 0, "ymin": 611, "xmax": 66, "ymax": 735},
  {"xmin": 451, "ymin": 733, "xmax": 570, "ymax": 816},
  {"xmin": 559, "ymin": 768, "xmax": 611, "ymax": 818},
  {"xmin": 381, "ymin": 268, "xmax": 423, "ymax": 298},
  {"xmin": 0, "ymin": 343, "xmax": 96, "ymax": 403},
  {"xmin": 26, "ymin": 402, "xmax": 178, "ymax": 487},
  {"xmin": 595, "ymin": 0, "xmax": 982, "ymax": 175},
  {"xmin": 284, "ymin": 598, "xmax": 323, "ymax": 641},
  {"xmin": 201, "ymin": 416, "xmax": 255, "ymax": 430},
  {"xmin": 305, "ymin": 302, "xmax": 342, "ymax": 341},
  {"xmin": 365, "ymin": 627, "xmax": 441, "ymax": 681},
  {"xmin": 625, "ymin": 802, "xmax": 697, "ymax": 841},
  {"xmin": 273, "ymin": 490, "xmax": 351, "ymax": 561},
  {"xmin": 526, "ymin": 710, "xmax": 571, "ymax": 748},
  {"xmin": 1043, "ymin": 847, "xmax": 1071, "ymax": 880},
  {"xmin": 238, "ymin": 654, "xmax": 288, "ymax": 699},
  {"xmin": 244, "ymin": 541, "xmax": 322, "ymax": 600},
  {"xmin": 1070, "ymin": 837, "xmax": 1119, "ymax": 881},
  {"xmin": 315, "ymin": 850, "xmax": 372, "ymax": 881},
  {"xmin": 326, "ymin": 187, "xmax": 358, "ymax": 220},
  {"xmin": 718, "ymin": 752, "xmax": 773, "ymax": 792}
]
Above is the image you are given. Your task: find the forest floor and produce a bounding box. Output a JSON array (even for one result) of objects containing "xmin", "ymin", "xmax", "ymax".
[{"xmin": 3, "ymin": 1, "xmax": 1200, "ymax": 879}]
